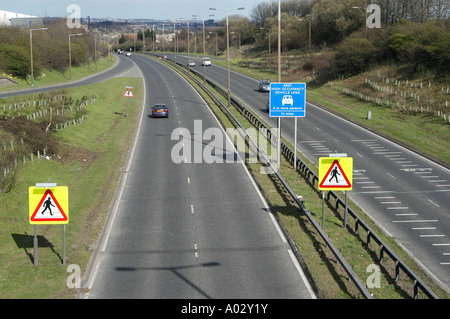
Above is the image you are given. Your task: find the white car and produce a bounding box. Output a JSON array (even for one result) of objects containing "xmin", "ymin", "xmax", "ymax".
[
  {"xmin": 282, "ymin": 95, "xmax": 294, "ymax": 106},
  {"xmin": 126, "ymin": 52, "xmax": 132, "ymax": 57},
  {"xmin": 202, "ymin": 57, "xmax": 211, "ymax": 66}
]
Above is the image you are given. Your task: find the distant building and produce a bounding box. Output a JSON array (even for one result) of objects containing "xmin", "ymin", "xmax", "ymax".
[{"xmin": 0, "ymin": 9, "xmax": 43, "ymax": 27}]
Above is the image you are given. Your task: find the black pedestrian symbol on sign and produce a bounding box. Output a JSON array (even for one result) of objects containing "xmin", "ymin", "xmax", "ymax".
[
  {"xmin": 329, "ymin": 166, "xmax": 341, "ymax": 183},
  {"xmin": 41, "ymin": 197, "xmax": 55, "ymax": 216}
]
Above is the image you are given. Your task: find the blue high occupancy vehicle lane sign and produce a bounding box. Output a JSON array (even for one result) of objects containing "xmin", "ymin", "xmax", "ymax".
[{"xmin": 269, "ymin": 83, "xmax": 306, "ymax": 117}]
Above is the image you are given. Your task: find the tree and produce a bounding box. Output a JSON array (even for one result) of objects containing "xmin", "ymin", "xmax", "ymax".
[
  {"xmin": 250, "ymin": 0, "xmax": 319, "ymax": 26},
  {"xmin": 119, "ymin": 34, "xmax": 127, "ymax": 44},
  {"xmin": 311, "ymin": 0, "xmax": 366, "ymax": 47},
  {"xmin": 334, "ymin": 36, "xmax": 378, "ymax": 74}
]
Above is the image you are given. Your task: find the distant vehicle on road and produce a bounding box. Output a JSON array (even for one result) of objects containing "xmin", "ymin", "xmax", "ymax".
[
  {"xmin": 151, "ymin": 104, "xmax": 169, "ymax": 118},
  {"xmin": 259, "ymin": 79, "xmax": 270, "ymax": 92},
  {"xmin": 126, "ymin": 52, "xmax": 132, "ymax": 57},
  {"xmin": 202, "ymin": 57, "xmax": 211, "ymax": 66},
  {"xmin": 188, "ymin": 60, "xmax": 196, "ymax": 67}
]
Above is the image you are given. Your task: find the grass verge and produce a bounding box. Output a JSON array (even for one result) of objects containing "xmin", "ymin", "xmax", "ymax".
[
  {"xmin": 0, "ymin": 56, "xmax": 116, "ymax": 92},
  {"xmin": 0, "ymin": 76, "xmax": 142, "ymax": 298}
]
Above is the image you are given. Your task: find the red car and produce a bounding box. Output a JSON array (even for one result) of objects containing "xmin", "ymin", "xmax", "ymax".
[{"xmin": 151, "ymin": 104, "xmax": 169, "ymax": 118}]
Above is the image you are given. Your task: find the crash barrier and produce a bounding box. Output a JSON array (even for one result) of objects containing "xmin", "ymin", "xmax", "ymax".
[{"xmin": 157, "ymin": 54, "xmax": 438, "ymax": 299}]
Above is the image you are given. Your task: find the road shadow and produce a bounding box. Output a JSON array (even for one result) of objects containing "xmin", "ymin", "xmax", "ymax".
[
  {"xmin": 114, "ymin": 111, "xmax": 126, "ymax": 117},
  {"xmin": 11, "ymin": 233, "xmax": 62, "ymax": 265},
  {"xmin": 115, "ymin": 261, "xmax": 220, "ymax": 299}
]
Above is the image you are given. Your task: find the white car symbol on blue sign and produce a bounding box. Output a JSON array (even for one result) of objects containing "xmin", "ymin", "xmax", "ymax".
[{"xmin": 269, "ymin": 83, "xmax": 306, "ymax": 117}]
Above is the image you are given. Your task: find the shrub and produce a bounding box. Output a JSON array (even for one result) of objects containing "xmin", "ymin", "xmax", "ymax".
[
  {"xmin": 389, "ymin": 21, "xmax": 450, "ymax": 74},
  {"xmin": 334, "ymin": 37, "xmax": 378, "ymax": 74},
  {"xmin": 0, "ymin": 118, "xmax": 58, "ymax": 155},
  {"xmin": 0, "ymin": 44, "xmax": 34, "ymax": 79}
]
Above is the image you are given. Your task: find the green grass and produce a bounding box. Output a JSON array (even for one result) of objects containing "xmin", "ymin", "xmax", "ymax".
[
  {"xmin": 0, "ymin": 76, "xmax": 142, "ymax": 298},
  {"xmin": 0, "ymin": 56, "xmax": 116, "ymax": 92}
]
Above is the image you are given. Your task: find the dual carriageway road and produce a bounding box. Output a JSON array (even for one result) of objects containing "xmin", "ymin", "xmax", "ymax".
[
  {"xmin": 164, "ymin": 52, "xmax": 450, "ymax": 293},
  {"xmin": 81, "ymin": 54, "xmax": 317, "ymax": 298},
  {"xmin": 2, "ymin": 52, "xmax": 448, "ymax": 297}
]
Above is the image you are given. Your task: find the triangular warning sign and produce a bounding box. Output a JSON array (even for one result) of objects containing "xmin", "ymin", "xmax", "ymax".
[
  {"xmin": 30, "ymin": 189, "xmax": 68, "ymax": 223},
  {"xmin": 319, "ymin": 160, "xmax": 352, "ymax": 189},
  {"xmin": 124, "ymin": 89, "xmax": 134, "ymax": 97}
]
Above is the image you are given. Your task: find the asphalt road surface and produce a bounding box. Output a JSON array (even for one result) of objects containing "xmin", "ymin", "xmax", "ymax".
[
  {"xmin": 84, "ymin": 54, "xmax": 317, "ymax": 299},
  {"xmin": 0, "ymin": 55, "xmax": 135, "ymax": 98},
  {"xmin": 168, "ymin": 53, "xmax": 450, "ymax": 293}
]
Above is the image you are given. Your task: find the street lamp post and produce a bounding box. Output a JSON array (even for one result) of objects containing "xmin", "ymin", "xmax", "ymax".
[
  {"xmin": 192, "ymin": 14, "xmax": 214, "ymax": 84},
  {"xmin": 30, "ymin": 28, "xmax": 47, "ymax": 86},
  {"xmin": 209, "ymin": 7, "xmax": 244, "ymax": 108},
  {"xmin": 277, "ymin": 0, "xmax": 281, "ymax": 170},
  {"xmin": 180, "ymin": 18, "xmax": 191, "ymax": 71},
  {"xmin": 173, "ymin": 22, "xmax": 177, "ymax": 64},
  {"xmin": 69, "ymin": 33, "xmax": 83, "ymax": 80},
  {"xmin": 134, "ymin": 28, "xmax": 136, "ymax": 53},
  {"xmin": 142, "ymin": 27, "xmax": 146, "ymax": 53},
  {"xmin": 162, "ymin": 24, "xmax": 165, "ymax": 55},
  {"xmin": 92, "ymin": 31, "xmax": 101, "ymax": 73}
]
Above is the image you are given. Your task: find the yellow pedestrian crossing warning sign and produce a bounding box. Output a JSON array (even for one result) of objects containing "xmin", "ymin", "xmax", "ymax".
[
  {"xmin": 29, "ymin": 186, "xmax": 69, "ymax": 224},
  {"xmin": 319, "ymin": 157, "xmax": 353, "ymax": 191}
]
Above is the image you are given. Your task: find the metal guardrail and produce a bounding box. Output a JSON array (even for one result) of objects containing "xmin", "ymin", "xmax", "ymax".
[
  {"xmin": 161, "ymin": 55, "xmax": 438, "ymax": 299},
  {"xmin": 235, "ymin": 94, "xmax": 439, "ymax": 300}
]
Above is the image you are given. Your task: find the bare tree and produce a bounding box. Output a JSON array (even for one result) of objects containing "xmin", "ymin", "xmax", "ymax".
[{"xmin": 372, "ymin": 0, "xmax": 449, "ymax": 24}]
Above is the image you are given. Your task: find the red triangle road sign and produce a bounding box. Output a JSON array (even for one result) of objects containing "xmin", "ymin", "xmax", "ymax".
[
  {"xmin": 124, "ymin": 89, "xmax": 134, "ymax": 97},
  {"xmin": 30, "ymin": 189, "xmax": 68, "ymax": 223},
  {"xmin": 319, "ymin": 160, "xmax": 352, "ymax": 189}
]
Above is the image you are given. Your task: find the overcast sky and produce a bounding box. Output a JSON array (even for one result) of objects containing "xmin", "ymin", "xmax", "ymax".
[{"xmin": 1, "ymin": 0, "xmax": 265, "ymax": 20}]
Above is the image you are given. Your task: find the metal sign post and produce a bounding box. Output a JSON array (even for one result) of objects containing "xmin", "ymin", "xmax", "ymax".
[
  {"xmin": 269, "ymin": 83, "xmax": 306, "ymax": 172},
  {"xmin": 318, "ymin": 154, "xmax": 353, "ymax": 229},
  {"xmin": 344, "ymin": 192, "xmax": 348, "ymax": 229},
  {"xmin": 33, "ymin": 224, "xmax": 38, "ymax": 266},
  {"xmin": 62, "ymin": 225, "xmax": 66, "ymax": 265},
  {"xmin": 29, "ymin": 182, "xmax": 69, "ymax": 266},
  {"xmin": 124, "ymin": 86, "xmax": 134, "ymax": 117},
  {"xmin": 294, "ymin": 117, "xmax": 297, "ymax": 169},
  {"xmin": 322, "ymin": 191, "xmax": 325, "ymax": 229}
]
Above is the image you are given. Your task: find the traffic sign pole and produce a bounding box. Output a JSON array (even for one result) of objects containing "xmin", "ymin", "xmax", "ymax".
[
  {"xmin": 278, "ymin": 118, "xmax": 281, "ymax": 171},
  {"xmin": 63, "ymin": 225, "xmax": 66, "ymax": 265},
  {"xmin": 269, "ymin": 83, "xmax": 306, "ymax": 171},
  {"xmin": 344, "ymin": 192, "xmax": 348, "ymax": 229},
  {"xmin": 294, "ymin": 117, "xmax": 297, "ymax": 169},
  {"xmin": 33, "ymin": 225, "xmax": 38, "ymax": 266},
  {"xmin": 318, "ymin": 154, "xmax": 353, "ymax": 229},
  {"xmin": 33, "ymin": 181, "xmax": 57, "ymax": 266},
  {"xmin": 124, "ymin": 86, "xmax": 134, "ymax": 117},
  {"xmin": 322, "ymin": 191, "xmax": 325, "ymax": 229},
  {"xmin": 29, "ymin": 182, "xmax": 69, "ymax": 266}
]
